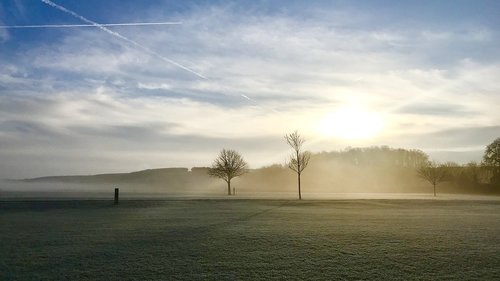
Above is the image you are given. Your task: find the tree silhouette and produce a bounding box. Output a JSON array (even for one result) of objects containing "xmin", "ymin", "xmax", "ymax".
[
  {"xmin": 482, "ymin": 138, "xmax": 500, "ymax": 185},
  {"xmin": 417, "ymin": 161, "xmax": 447, "ymax": 196},
  {"xmin": 208, "ymin": 149, "xmax": 248, "ymax": 195},
  {"xmin": 285, "ymin": 131, "xmax": 311, "ymax": 200}
]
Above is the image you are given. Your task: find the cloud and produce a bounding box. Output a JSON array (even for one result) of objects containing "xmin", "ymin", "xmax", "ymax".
[
  {"xmin": 379, "ymin": 125, "xmax": 499, "ymax": 152},
  {"xmin": 137, "ymin": 82, "xmax": 172, "ymax": 90},
  {"xmin": 395, "ymin": 103, "xmax": 476, "ymax": 117},
  {"xmin": 0, "ymin": 88, "xmax": 296, "ymax": 177},
  {"xmin": 0, "ymin": 2, "xmax": 499, "ymax": 177},
  {"xmin": 423, "ymin": 126, "xmax": 500, "ymax": 148},
  {"xmin": 40, "ymin": 0, "xmax": 207, "ymax": 79}
]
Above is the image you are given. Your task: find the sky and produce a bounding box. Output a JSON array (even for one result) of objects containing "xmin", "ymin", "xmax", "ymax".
[{"xmin": 0, "ymin": 0, "xmax": 499, "ymax": 178}]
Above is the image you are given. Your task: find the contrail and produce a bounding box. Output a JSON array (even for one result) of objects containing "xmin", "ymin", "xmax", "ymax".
[
  {"xmin": 39, "ymin": 0, "xmax": 277, "ymax": 112},
  {"xmin": 241, "ymin": 94, "xmax": 252, "ymax": 101},
  {"xmin": 40, "ymin": 0, "xmax": 207, "ymax": 79},
  {"xmin": 241, "ymin": 94, "xmax": 280, "ymax": 113},
  {"xmin": 0, "ymin": 22, "xmax": 182, "ymax": 28}
]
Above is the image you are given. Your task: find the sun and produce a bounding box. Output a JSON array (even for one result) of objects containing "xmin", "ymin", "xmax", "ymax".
[{"xmin": 318, "ymin": 107, "xmax": 384, "ymax": 139}]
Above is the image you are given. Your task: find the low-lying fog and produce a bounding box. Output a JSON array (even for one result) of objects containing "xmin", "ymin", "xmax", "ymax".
[
  {"xmin": 1, "ymin": 148, "xmax": 497, "ymax": 200},
  {"xmin": 1, "ymin": 180, "xmax": 498, "ymax": 201}
]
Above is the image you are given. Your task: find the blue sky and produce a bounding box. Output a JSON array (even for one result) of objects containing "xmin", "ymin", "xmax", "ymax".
[{"xmin": 0, "ymin": 0, "xmax": 499, "ymax": 178}]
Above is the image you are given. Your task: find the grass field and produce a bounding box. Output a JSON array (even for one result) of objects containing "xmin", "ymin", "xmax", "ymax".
[{"xmin": 1, "ymin": 199, "xmax": 499, "ymax": 280}]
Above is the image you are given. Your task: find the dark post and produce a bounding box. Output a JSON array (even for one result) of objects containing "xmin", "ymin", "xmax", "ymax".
[
  {"xmin": 114, "ymin": 188, "xmax": 119, "ymax": 204},
  {"xmin": 233, "ymin": 187, "xmax": 235, "ymax": 196}
]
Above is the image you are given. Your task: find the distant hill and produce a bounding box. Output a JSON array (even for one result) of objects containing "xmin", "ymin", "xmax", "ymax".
[
  {"xmin": 23, "ymin": 168, "xmax": 194, "ymax": 184},
  {"xmin": 18, "ymin": 167, "xmax": 216, "ymax": 193}
]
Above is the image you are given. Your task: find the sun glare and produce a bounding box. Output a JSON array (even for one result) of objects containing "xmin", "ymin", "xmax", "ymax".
[{"xmin": 318, "ymin": 107, "xmax": 384, "ymax": 139}]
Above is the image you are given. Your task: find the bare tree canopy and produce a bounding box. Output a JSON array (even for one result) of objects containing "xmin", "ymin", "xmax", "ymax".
[
  {"xmin": 287, "ymin": 152, "xmax": 311, "ymax": 174},
  {"xmin": 208, "ymin": 149, "xmax": 248, "ymax": 195},
  {"xmin": 417, "ymin": 161, "xmax": 447, "ymax": 196},
  {"xmin": 285, "ymin": 130, "xmax": 311, "ymax": 200}
]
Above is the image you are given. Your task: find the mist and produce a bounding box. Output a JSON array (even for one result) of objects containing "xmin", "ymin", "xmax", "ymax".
[{"xmin": 2, "ymin": 146, "xmax": 497, "ymax": 200}]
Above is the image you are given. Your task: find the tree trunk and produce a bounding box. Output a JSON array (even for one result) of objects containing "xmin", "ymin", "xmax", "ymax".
[
  {"xmin": 298, "ymin": 172, "xmax": 302, "ymax": 200},
  {"xmin": 433, "ymin": 183, "xmax": 436, "ymax": 197},
  {"xmin": 227, "ymin": 180, "xmax": 232, "ymax": 196}
]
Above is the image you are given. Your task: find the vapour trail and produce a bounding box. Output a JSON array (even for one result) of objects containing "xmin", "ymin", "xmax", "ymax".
[
  {"xmin": 40, "ymin": 0, "xmax": 277, "ymax": 112},
  {"xmin": 241, "ymin": 94, "xmax": 280, "ymax": 113},
  {"xmin": 0, "ymin": 22, "xmax": 182, "ymax": 28},
  {"xmin": 40, "ymin": 0, "xmax": 207, "ymax": 79}
]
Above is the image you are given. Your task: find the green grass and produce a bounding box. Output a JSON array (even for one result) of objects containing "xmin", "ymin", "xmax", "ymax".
[{"xmin": 1, "ymin": 199, "xmax": 499, "ymax": 280}]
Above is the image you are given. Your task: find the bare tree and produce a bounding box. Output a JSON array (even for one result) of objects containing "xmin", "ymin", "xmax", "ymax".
[
  {"xmin": 208, "ymin": 149, "xmax": 248, "ymax": 195},
  {"xmin": 285, "ymin": 130, "xmax": 311, "ymax": 200},
  {"xmin": 417, "ymin": 161, "xmax": 447, "ymax": 196}
]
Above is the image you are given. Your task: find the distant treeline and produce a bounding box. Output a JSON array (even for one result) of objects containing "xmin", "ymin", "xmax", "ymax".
[
  {"xmin": 21, "ymin": 146, "xmax": 499, "ymax": 195},
  {"xmin": 239, "ymin": 146, "xmax": 498, "ymax": 194}
]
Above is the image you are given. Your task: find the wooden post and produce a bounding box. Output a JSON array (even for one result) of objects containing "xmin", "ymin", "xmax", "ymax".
[{"xmin": 114, "ymin": 188, "xmax": 119, "ymax": 204}]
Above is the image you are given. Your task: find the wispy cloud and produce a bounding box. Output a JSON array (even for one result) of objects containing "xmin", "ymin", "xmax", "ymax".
[
  {"xmin": 137, "ymin": 82, "xmax": 172, "ymax": 90},
  {"xmin": 40, "ymin": 0, "xmax": 207, "ymax": 79},
  {"xmin": 0, "ymin": 1, "xmax": 498, "ymax": 177},
  {"xmin": 396, "ymin": 103, "xmax": 476, "ymax": 117},
  {"xmin": 0, "ymin": 89, "xmax": 292, "ymax": 177}
]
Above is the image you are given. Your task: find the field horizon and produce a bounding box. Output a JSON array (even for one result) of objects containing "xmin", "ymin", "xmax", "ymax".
[{"xmin": 2, "ymin": 189, "xmax": 500, "ymax": 201}]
